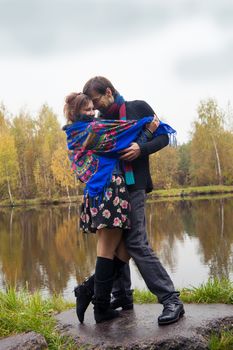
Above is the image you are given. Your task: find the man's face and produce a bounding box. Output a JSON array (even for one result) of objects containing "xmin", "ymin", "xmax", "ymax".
[{"xmin": 89, "ymin": 88, "xmax": 114, "ymax": 113}]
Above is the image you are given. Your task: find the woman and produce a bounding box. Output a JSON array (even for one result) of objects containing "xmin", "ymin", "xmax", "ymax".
[{"xmin": 63, "ymin": 92, "xmax": 174, "ymax": 323}]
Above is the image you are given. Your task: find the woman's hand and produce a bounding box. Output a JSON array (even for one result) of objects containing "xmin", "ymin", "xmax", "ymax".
[{"xmin": 146, "ymin": 114, "xmax": 160, "ymax": 133}]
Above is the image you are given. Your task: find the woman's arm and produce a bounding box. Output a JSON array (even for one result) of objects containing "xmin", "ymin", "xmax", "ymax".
[{"xmin": 136, "ymin": 114, "xmax": 160, "ymax": 146}]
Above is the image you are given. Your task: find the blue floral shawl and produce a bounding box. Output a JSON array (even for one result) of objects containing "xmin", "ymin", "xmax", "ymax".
[{"xmin": 63, "ymin": 116, "xmax": 176, "ymax": 198}]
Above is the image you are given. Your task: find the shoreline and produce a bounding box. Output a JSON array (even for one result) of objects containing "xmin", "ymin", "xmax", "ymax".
[{"xmin": 1, "ymin": 185, "xmax": 233, "ymax": 208}]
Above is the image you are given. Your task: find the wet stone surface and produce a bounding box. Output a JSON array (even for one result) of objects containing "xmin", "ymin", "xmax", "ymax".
[
  {"xmin": 56, "ymin": 303, "xmax": 233, "ymax": 349},
  {"xmin": 0, "ymin": 331, "xmax": 48, "ymax": 350}
]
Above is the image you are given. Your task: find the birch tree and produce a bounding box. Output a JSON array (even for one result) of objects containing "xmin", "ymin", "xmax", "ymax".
[
  {"xmin": 190, "ymin": 99, "xmax": 225, "ymax": 185},
  {"xmin": 51, "ymin": 146, "xmax": 76, "ymax": 200},
  {"xmin": 11, "ymin": 112, "xmax": 37, "ymax": 198},
  {"xmin": 34, "ymin": 104, "xmax": 65, "ymax": 197},
  {"xmin": 0, "ymin": 128, "xmax": 19, "ymax": 204}
]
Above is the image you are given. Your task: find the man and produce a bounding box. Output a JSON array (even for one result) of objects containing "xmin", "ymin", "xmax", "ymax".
[{"xmin": 82, "ymin": 76, "xmax": 184, "ymax": 325}]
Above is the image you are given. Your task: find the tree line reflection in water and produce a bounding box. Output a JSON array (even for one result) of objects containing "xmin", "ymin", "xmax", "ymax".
[
  {"xmin": 0, "ymin": 196, "xmax": 233, "ymax": 296},
  {"xmin": 146, "ymin": 197, "xmax": 233, "ymax": 280}
]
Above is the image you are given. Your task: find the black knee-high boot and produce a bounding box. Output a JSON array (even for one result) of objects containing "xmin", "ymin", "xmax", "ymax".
[
  {"xmin": 74, "ymin": 274, "xmax": 94, "ymax": 323},
  {"xmin": 93, "ymin": 257, "xmax": 119, "ymax": 323},
  {"xmin": 110, "ymin": 256, "xmax": 134, "ymax": 310},
  {"xmin": 74, "ymin": 257, "xmax": 129, "ymax": 323}
]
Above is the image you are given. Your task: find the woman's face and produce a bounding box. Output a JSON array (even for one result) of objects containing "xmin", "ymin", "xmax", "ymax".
[{"xmin": 80, "ymin": 101, "xmax": 95, "ymax": 116}]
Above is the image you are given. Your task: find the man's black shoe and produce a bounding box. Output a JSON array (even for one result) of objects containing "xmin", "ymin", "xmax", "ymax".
[
  {"xmin": 110, "ymin": 290, "xmax": 134, "ymax": 310},
  {"xmin": 158, "ymin": 303, "xmax": 185, "ymax": 325}
]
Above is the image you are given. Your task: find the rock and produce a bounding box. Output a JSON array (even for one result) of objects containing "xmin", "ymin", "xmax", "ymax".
[
  {"xmin": 0, "ymin": 331, "xmax": 48, "ymax": 350},
  {"xmin": 56, "ymin": 303, "xmax": 233, "ymax": 349}
]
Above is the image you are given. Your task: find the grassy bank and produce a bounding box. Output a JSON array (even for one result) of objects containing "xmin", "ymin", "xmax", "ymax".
[
  {"xmin": 0, "ymin": 287, "xmax": 76, "ymax": 349},
  {"xmin": 0, "ymin": 196, "xmax": 82, "ymax": 208},
  {"xmin": 134, "ymin": 277, "xmax": 233, "ymax": 304},
  {"xmin": 1, "ymin": 279, "xmax": 233, "ymax": 349},
  {"xmin": 209, "ymin": 331, "xmax": 233, "ymax": 350},
  {"xmin": 148, "ymin": 185, "xmax": 233, "ymax": 199},
  {"xmin": 1, "ymin": 185, "xmax": 233, "ymax": 207}
]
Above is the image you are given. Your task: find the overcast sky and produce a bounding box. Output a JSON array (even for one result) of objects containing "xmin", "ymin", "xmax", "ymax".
[{"xmin": 0, "ymin": 0, "xmax": 232, "ymax": 143}]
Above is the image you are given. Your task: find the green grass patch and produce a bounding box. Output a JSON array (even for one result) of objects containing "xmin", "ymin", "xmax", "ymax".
[
  {"xmin": 1, "ymin": 185, "xmax": 233, "ymax": 207},
  {"xmin": 0, "ymin": 287, "xmax": 76, "ymax": 349},
  {"xmin": 180, "ymin": 278, "xmax": 233, "ymax": 304},
  {"xmin": 148, "ymin": 185, "xmax": 233, "ymax": 199},
  {"xmin": 133, "ymin": 278, "xmax": 233, "ymax": 304},
  {"xmin": 0, "ymin": 196, "xmax": 82, "ymax": 207},
  {"xmin": 209, "ymin": 330, "xmax": 233, "ymax": 350},
  {"xmin": 133, "ymin": 289, "xmax": 157, "ymax": 304}
]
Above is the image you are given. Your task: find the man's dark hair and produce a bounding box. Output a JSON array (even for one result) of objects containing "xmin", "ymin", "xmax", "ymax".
[{"xmin": 83, "ymin": 76, "xmax": 117, "ymax": 96}]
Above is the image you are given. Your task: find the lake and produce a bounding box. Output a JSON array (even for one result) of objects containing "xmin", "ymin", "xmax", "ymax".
[{"xmin": 1, "ymin": 195, "xmax": 233, "ymax": 300}]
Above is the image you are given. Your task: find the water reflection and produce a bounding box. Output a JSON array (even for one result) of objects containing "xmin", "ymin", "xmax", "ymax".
[
  {"xmin": 146, "ymin": 197, "xmax": 233, "ymax": 283},
  {"xmin": 0, "ymin": 196, "xmax": 233, "ymax": 298},
  {"xmin": 0, "ymin": 205, "xmax": 97, "ymax": 297}
]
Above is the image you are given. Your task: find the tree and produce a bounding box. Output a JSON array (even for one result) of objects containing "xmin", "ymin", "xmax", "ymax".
[
  {"xmin": 0, "ymin": 126, "xmax": 19, "ymax": 204},
  {"xmin": 216, "ymin": 131, "xmax": 233, "ymax": 185},
  {"xmin": 150, "ymin": 146, "xmax": 179, "ymax": 189},
  {"xmin": 34, "ymin": 104, "xmax": 65, "ymax": 197},
  {"xmin": 177, "ymin": 142, "xmax": 191, "ymax": 186},
  {"xmin": 190, "ymin": 99, "xmax": 225, "ymax": 185},
  {"xmin": 11, "ymin": 111, "xmax": 37, "ymax": 198},
  {"xmin": 51, "ymin": 146, "xmax": 76, "ymax": 200}
]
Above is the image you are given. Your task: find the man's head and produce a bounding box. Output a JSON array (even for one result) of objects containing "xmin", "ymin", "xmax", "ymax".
[{"xmin": 83, "ymin": 76, "xmax": 117, "ymax": 112}]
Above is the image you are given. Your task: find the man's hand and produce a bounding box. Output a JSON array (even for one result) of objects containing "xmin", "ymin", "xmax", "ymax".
[{"xmin": 119, "ymin": 142, "xmax": 141, "ymax": 161}]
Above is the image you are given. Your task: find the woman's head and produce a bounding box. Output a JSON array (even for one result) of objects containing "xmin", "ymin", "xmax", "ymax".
[{"xmin": 64, "ymin": 92, "xmax": 95, "ymax": 123}]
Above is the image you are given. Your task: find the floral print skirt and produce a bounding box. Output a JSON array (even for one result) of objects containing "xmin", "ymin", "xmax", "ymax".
[{"xmin": 80, "ymin": 175, "xmax": 131, "ymax": 233}]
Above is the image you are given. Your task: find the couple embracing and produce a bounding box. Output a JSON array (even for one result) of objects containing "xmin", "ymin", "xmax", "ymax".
[{"xmin": 63, "ymin": 76, "xmax": 184, "ymax": 325}]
